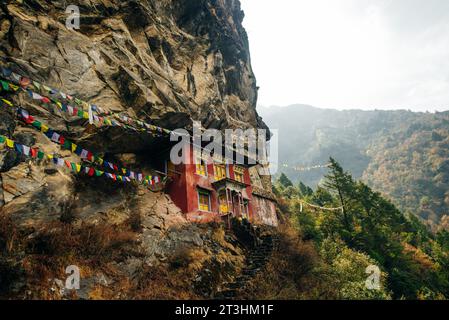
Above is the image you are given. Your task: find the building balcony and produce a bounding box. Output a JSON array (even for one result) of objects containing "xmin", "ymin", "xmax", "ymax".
[{"xmin": 212, "ymin": 177, "xmax": 248, "ymax": 192}]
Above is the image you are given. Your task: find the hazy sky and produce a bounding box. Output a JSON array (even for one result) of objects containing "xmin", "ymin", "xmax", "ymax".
[{"xmin": 240, "ymin": 0, "xmax": 449, "ymax": 111}]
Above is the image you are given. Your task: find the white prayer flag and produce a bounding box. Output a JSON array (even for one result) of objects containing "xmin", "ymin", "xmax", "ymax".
[
  {"xmin": 51, "ymin": 132, "xmax": 60, "ymax": 142},
  {"xmin": 88, "ymin": 104, "xmax": 94, "ymax": 125},
  {"xmin": 22, "ymin": 145, "xmax": 30, "ymax": 156},
  {"xmin": 80, "ymin": 149, "xmax": 89, "ymax": 159},
  {"xmin": 32, "ymin": 92, "xmax": 43, "ymax": 100}
]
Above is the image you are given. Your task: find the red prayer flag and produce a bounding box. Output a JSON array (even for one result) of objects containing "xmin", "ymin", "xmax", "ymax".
[
  {"xmin": 30, "ymin": 148, "xmax": 38, "ymax": 158},
  {"xmin": 41, "ymin": 97, "xmax": 50, "ymax": 104}
]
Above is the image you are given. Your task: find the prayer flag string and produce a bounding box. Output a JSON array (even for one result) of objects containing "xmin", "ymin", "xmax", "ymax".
[
  {"xmin": 0, "ymin": 67, "xmax": 174, "ymax": 136},
  {"xmin": 0, "ymin": 99, "xmax": 164, "ymax": 187},
  {"xmin": 299, "ymin": 200, "xmax": 344, "ymax": 213},
  {"xmin": 0, "ymin": 134, "xmax": 158, "ymax": 185}
]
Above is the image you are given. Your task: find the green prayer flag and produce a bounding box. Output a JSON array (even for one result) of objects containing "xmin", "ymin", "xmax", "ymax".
[
  {"xmin": 0, "ymin": 136, "xmax": 5, "ymax": 143},
  {"xmin": 63, "ymin": 140, "xmax": 71, "ymax": 150},
  {"xmin": 32, "ymin": 120, "xmax": 42, "ymax": 129},
  {"xmin": 37, "ymin": 151, "xmax": 45, "ymax": 160},
  {"xmin": 0, "ymin": 80, "xmax": 9, "ymax": 91},
  {"xmin": 95, "ymin": 170, "xmax": 103, "ymax": 177}
]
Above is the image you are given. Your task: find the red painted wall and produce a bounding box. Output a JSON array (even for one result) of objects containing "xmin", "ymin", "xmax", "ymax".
[{"xmin": 167, "ymin": 145, "xmax": 255, "ymax": 223}]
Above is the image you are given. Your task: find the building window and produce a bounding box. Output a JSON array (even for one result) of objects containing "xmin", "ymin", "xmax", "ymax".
[
  {"xmin": 195, "ymin": 157, "xmax": 207, "ymax": 176},
  {"xmin": 214, "ymin": 164, "xmax": 227, "ymax": 181},
  {"xmin": 198, "ymin": 189, "xmax": 211, "ymax": 212},
  {"xmin": 234, "ymin": 166, "xmax": 245, "ymax": 183},
  {"xmin": 219, "ymin": 192, "xmax": 229, "ymax": 214}
]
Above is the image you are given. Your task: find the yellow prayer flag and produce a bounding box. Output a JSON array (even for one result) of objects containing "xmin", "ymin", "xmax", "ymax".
[
  {"xmin": 1, "ymin": 99, "xmax": 13, "ymax": 107},
  {"xmin": 71, "ymin": 143, "xmax": 77, "ymax": 152},
  {"xmin": 6, "ymin": 139, "xmax": 14, "ymax": 148},
  {"xmin": 76, "ymin": 164, "xmax": 81, "ymax": 173},
  {"xmin": 41, "ymin": 125, "xmax": 49, "ymax": 133}
]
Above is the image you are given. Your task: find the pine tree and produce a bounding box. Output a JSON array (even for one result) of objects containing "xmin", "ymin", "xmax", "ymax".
[
  {"xmin": 278, "ymin": 173, "xmax": 293, "ymax": 188},
  {"xmin": 323, "ymin": 157, "xmax": 356, "ymax": 237},
  {"xmin": 298, "ymin": 181, "xmax": 313, "ymax": 197}
]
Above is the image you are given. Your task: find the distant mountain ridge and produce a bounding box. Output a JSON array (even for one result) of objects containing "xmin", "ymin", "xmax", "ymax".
[{"xmin": 260, "ymin": 104, "xmax": 449, "ymax": 229}]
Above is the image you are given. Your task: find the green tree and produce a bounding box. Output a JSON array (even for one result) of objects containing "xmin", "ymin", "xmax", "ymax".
[
  {"xmin": 278, "ymin": 173, "xmax": 294, "ymax": 188},
  {"xmin": 311, "ymin": 186, "xmax": 334, "ymax": 206},
  {"xmin": 298, "ymin": 181, "xmax": 313, "ymax": 197},
  {"xmin": 323, "ymin": 157, "xmax": 357, "ymax": 242}
]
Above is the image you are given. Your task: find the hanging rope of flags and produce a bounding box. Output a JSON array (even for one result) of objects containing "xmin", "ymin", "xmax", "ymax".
[
  {"xmin": 0, "ymin": 98, "xmax": 164, "ymax": 187},
  {"xmin": 16, "ymin": 107, "xmax": 160, "ymax": 184},
  {"xmin": 0, "ymin": 134, "xmax": 148, "ymax": 184},
  {"xmin": 0, "ymin": 134, "xmax": 165, "ymax": 186},
  {"xmin": 0, "ymin": 77, "xmax": 169, "ymax": 137},
  {"xmin": 0, "ymin": 67, "xmax": 174, "ymax": 136},
  {"xmin": 299, "ymin": 200, "xmax": 343, "ymax": 213},
  {"xmin": 276, "ymin": 162, "xmax": 331, "ymax": 172}
]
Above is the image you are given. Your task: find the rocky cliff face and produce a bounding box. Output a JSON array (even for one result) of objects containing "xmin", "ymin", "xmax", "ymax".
[
  {"xmin": 0, "ymin": 0, "xmax": 267, "ymax": 299},
  {"xmin": 0, "ymin": 0, "xmax": 265, "ymax": 131}
]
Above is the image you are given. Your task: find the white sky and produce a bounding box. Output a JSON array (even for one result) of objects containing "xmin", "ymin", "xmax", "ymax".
[{"xmin": 240, "ymin": 0, "xmax": 449, "ymax": 111}]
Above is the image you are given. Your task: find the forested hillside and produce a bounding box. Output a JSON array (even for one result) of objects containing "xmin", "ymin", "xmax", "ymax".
[
  {"xmin": 264, "ymin": 160, "xmax": 449, "ymax": 300},
  {"xmin": 259, "ymin": 105, "xmax": 449, "ymax": 230}
]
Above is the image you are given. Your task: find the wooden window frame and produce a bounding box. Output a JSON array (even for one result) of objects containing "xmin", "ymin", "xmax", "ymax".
[
  {"xmin": 195, "ymin": 157, "xmax": 208, "ymax": 177},
  {"xmin": 234, "ymin": 165, "xmax": 245, "ymax": 183},
  {"xmin": 198, "ymin": 189, "xmax": 211, "ymax": 212},
  {"xmin": 214, "ymin": 163, "xmax": 227, "ymax": 181},
  {"xmin": 218, "ymin": 191, "xmax": 229, "ymax": 214}
]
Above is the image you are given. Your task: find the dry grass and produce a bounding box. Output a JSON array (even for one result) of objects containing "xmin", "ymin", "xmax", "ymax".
[
  {"xmin": 1, "ymin": 215, "xmax": 252, "ymax": 300},
  {"xmin": 0, "ymin": 214, "xmax": 20, "ymax": 254},
  {"xmin": 0, "ymin": 213, "xmax": 139, "ymax": 299},
  {"xmin": 126, "ymin": 264, "xmax": 200, "ymax": 300},
  {"xmin": 169, "ymin": 246, "xmax": 210, "ymax": 273},
  {"xmin": 239, "ymin": 223, "xmax": 319, "ymax": 299},
  {"xmin": 26, "ymin": 222, "xmax": 138, "ymax": 264},
  {"xmin": 0, "ymin": 214, "xmax": 24, "ymax": 297}
]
